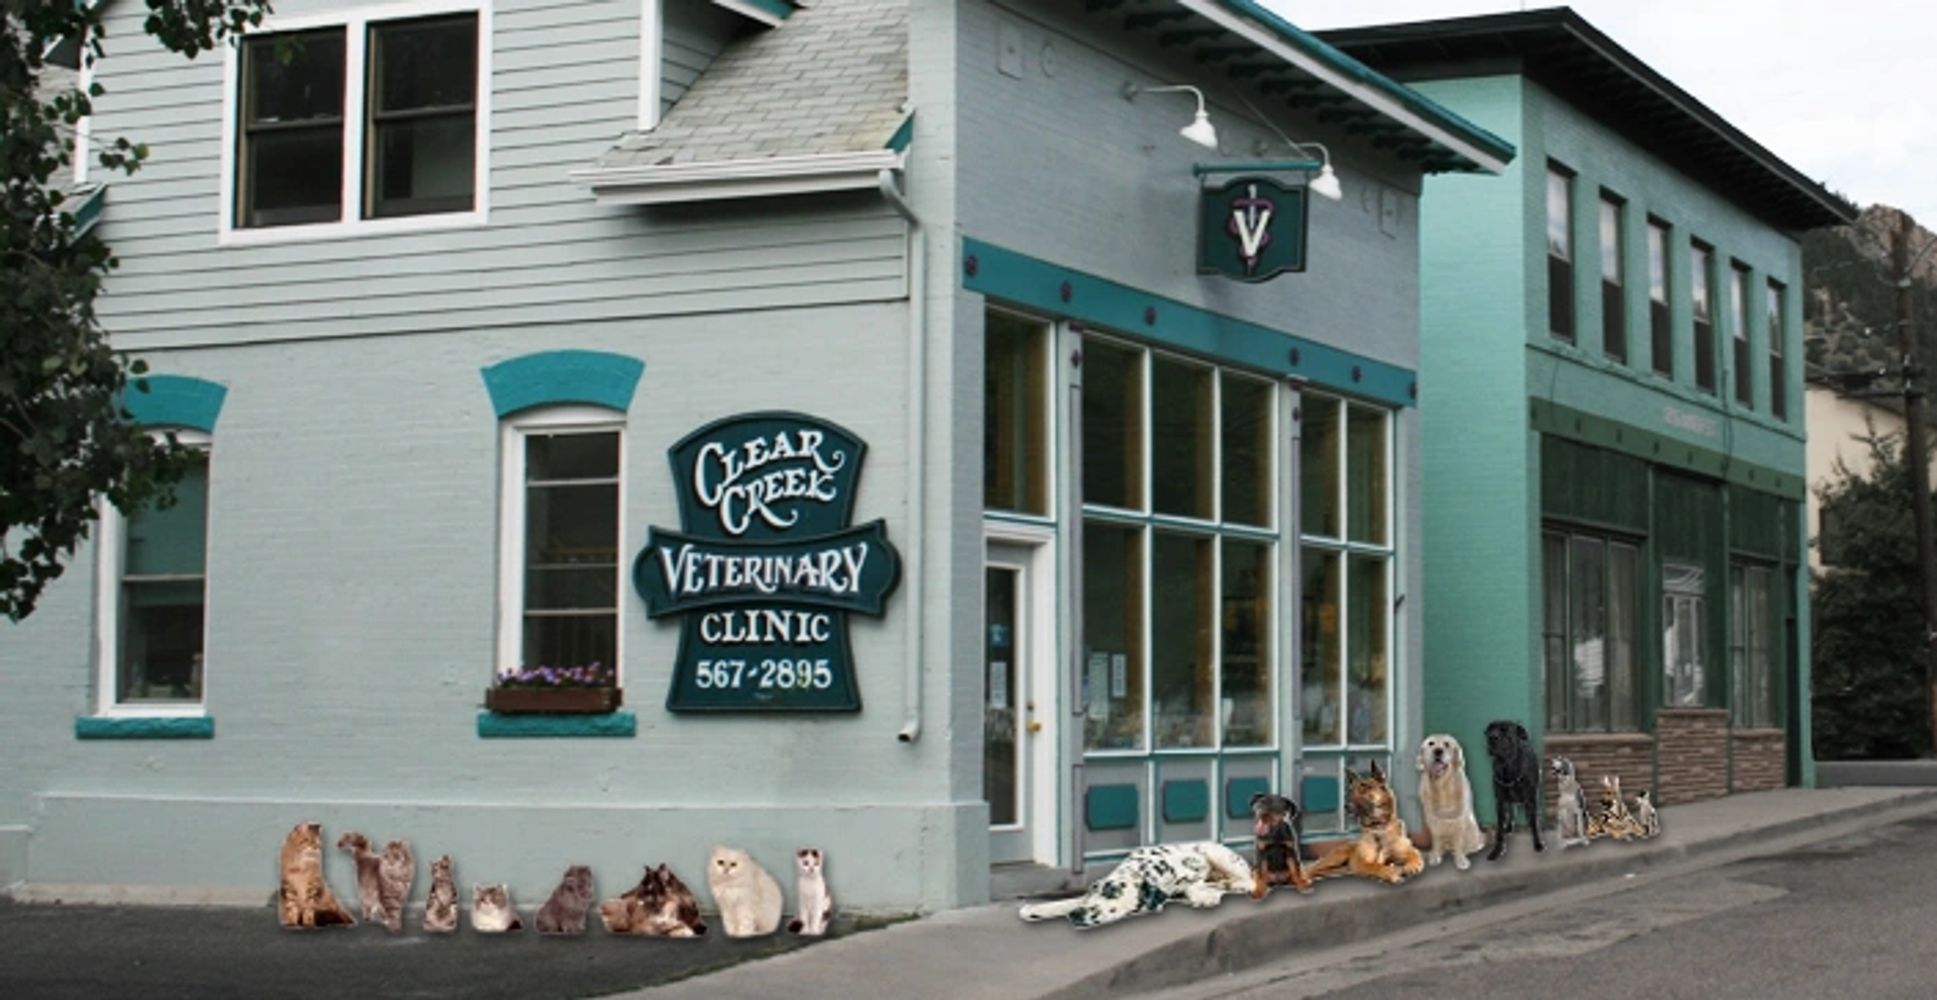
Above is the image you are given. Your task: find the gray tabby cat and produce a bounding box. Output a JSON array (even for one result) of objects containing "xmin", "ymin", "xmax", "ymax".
[
  {"xmin": 535, "ymin": 865, "xmax": 596, "ymax": 935},
  {"xmin": 423, "ymin": 855, "xmax": 459, "ymax": 933},
  {"xmin": 335, "ymin": 832, "xmax": 385, "ymax": 923},
  {"xmin": 471, "ymin": 883, "xmax": 523, "ymax": 933},
  {"xmin": 378, "ymin": 840, "xmax": 414, "ymax": 933},
  {"xmin": 1550, "ymin": 757, "xmax": 1592, "ymax": 848}
]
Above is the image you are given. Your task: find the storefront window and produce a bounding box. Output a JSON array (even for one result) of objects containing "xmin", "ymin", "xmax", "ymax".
[
  {"xmin": 1731, "ymin": 564, "xmax": 1777, "ymax": 728},
  {"xmin": 983, "ymin": 310, "xmax": 1049, "ymax": 515},
  {"xmin": 1663, "ymin": 562, "xmax": 1706, "ymax": 707},
  {"xmin": 1542, "ymin": 529, "xmax": 1639, "ymax": 732},
  {"xmin": 1080, "ymin": 335, "xmax": 1280, "ymax": 753},
  {"xmin": 1300, "ymin": 394, "xmax": 1394, "ymax": 749}
]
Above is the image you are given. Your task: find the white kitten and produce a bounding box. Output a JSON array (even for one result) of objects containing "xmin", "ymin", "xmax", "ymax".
[
  {"xmin": 471, "ymin": 882, "xmax": 523, "ymax": 933},
  {"xmin": 707, "ymin": 845, "xmax": 783, "ymax": 938},
  {"xmin": 787, "ymin": 848, "xmax": 833, "ymax": 936}
]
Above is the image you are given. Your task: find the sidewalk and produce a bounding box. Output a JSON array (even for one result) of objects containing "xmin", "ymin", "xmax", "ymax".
[{"xmin": 610, "ymin": 786, "xmax": 1937, "ymax": 1000}]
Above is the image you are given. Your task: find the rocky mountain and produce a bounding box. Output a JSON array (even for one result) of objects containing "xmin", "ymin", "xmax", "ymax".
[{"xmin": 1804, "ymin": 205, "xmax": 1937, "ymax": 388}]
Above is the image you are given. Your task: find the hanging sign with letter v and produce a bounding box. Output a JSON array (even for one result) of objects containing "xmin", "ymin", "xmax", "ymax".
[
  {"xmin": 1199, "ymin": 176, "xmax": 1307, "ymax": 282},
  {"xmin": 634, "ymin": 412, "xmax": 900, "ymax": 712}
]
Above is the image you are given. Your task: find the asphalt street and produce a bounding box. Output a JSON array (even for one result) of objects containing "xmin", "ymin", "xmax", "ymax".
[
  {"xmin": 1149, "ymin": 808, "xmax": 1937, "ymax": 1000},
  {"xmin": 0, "ymin": 901, "xmax": 883, "ymax": 999}
]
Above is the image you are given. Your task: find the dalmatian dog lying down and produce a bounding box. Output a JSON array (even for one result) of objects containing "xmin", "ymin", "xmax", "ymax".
[{"xmin": 1018, "ymin": 842, "xmax": 1253, "ymax": 929}]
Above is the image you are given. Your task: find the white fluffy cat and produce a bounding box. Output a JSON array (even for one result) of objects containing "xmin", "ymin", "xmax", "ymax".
[
  {"xmin": 471, "ymin": 883, "xmax": 523, "ymax": 933},
  {"xmin": 787, "ymin": 848, "xmax": 832, "ymax": 936},
  {"xmin": 707, "ymin": 845, "xmax": 783, "ymax": 938}
]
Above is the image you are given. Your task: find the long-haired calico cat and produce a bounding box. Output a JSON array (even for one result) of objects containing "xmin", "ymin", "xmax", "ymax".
[
  {"xmin": 707, "ymin": 845, "xmax": 783, "ymax": 938},
  {"xmin": 423, "ymin": 855, "xmax": 459, "ymax": 933},
  {"xmin": 279, "ymin": 822, "xmax": 356, "ymax": 929},
  {"xmin": 471, "ymin": 883, "xmax": 523, "ymax": 933},
  {"xmin": 535, "ymin": 865, "xmax": 597, "ymax": 935},
  {"xmin": 1587, "ymin": 775, "xmax": 1647, "ymax": 841},
  {"xmin": 378, "ymin": 840, "xmax": 415, "ymax": 932},
  {"xmin": 787, "ymin": 848, "xmax": 833, "ymax": 936},
  {"xmin": 599, "ymin": 864, "xmax": 707, "ymax": 937},
  {"xmin": 335, "ymin": 831, "xmax": 385, "ymax": 923}
]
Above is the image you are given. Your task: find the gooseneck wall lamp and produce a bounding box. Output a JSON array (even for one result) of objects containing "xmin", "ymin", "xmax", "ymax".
[{"xmin": 1122, "ymin": 82, "xmax": 1220, "ymax": 150}]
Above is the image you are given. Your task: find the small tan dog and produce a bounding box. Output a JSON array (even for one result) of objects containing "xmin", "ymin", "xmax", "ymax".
[{"xmin": 1416, "ymin": 734, "xmax": 1486, "ymax": 870}]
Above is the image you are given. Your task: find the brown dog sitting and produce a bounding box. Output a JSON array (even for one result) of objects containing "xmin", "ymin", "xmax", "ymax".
[
  {"xmin": 1307, "ymin": 761, "xmax": 1426, "ymax": 885},
  {"xmin": 1249, "ymin": 792, "xmax": 1312, "ymax": 898}
]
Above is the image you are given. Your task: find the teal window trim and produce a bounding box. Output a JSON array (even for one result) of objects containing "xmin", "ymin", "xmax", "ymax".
[
  {"xmin": 476, "ymin": 710, "xmax": 637, "ymax": 738},
  {"xmin": 707, "ymin": 0, "xmax": 795, "ymax": 26},
  {"xmin": 75, "ymin": 715, "xmax": 214, "ymax": 740},
  {"xmin": 1085, "ymin": 784, "xmax": 1140, "ymax": 831},
  {"xmin": 1529, "ymin": 397, "xmax": 1805, "ymax": 501},
  {"xmin": 1161, "ymin": 779, "xmax": 1211, "ymax": 824},
  {"xmin": 962, "ymin": 237, "xmax": 1417, "ymax": 408},
  {"xmin": 1299, "ymin": 774, "xmax": 1342, "ymax": 813},
  {"xmin": 885, "ymin": 112, "xmax": 914, "ymax": 153},
  {"xmin": 480, "ymin": 350, "xmax": 644, "ymax": 419},
  {"xmin": 117, "ymin": 375, "xmax": 226, "ymax": 433},
  {"xmin": 1224, "ymin": 776, "xmax": 1272, "ymax": 819}
]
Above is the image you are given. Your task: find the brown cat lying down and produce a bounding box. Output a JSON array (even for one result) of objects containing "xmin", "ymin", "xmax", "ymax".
[
  {"xmin": 599, "ymin": 864, "xmax": 708, "ymax": 938},
  {"xmin": 279, "ymin": 821, "xmax": 356, "ymax": 929}
]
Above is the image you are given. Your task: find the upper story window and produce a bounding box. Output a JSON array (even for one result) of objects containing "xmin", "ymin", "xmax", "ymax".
[
  {"xmin": 1731, "ymin": 262, "xmax": 1753, "ymax": 407},
  {"xmin": 227, "ymin": 4, "xmax": 487, "ymax": 241},
  {"xmin": 1546, "ymin": 164, "xmax": 1575, "ymax": 342},
  {"xmin": 1599, "ymin": 193, "xmax": 1626, "ymax": 363},
  {"xmin": 1691, "ymin": 242, "xmax": 1716, "ymax": 394},
  {"xmin": 1768, "ymin": 281, "xmax": 1788, "ymax": 420},
  {"xmin": 97, "ymin": 436, "xmax": 212, "ymax": 715},
  {"xmin": 1647, "ymin": 219, "xmax": 1672, "ymax": 377}
]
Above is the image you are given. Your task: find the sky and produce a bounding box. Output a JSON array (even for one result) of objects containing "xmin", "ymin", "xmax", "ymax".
[{"xmin": 1266, "ymin": 0, "xmax": 1937, "ymax": 223}]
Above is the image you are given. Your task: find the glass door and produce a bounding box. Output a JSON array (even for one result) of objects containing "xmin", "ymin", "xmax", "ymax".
[{"xmin": 987, "ymin": 542, "xmax": 1047, "ymax": 863}]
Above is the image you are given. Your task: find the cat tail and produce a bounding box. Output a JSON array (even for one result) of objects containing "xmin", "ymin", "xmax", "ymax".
[{"xmin": 1018, "ymin": 897, "xmax": 1084, "ymax": 923}]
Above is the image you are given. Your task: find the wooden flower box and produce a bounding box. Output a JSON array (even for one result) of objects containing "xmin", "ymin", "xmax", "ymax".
[{"xmin": 484, "ymin": 686, "xmax": 623, "ymax": 715}]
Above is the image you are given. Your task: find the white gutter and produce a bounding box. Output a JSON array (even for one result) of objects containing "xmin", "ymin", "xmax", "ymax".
[
  {"xmin": 570, "ymin": 150, "xmax": 906, "ymax": 206},
  {"xmin": 876, "ymin": 167, "xmax": 925, "ymax": 744},
  {"xmin": 1177, "ymin": 0, "xmax": 1512, "ymax": 175}
]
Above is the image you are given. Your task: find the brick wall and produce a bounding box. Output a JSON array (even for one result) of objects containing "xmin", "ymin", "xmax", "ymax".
[
  {"xmin": 1731, "ymin": 729, "xmax": 1788, "ymax": 792},
  {"xmin": 1656, "ymin": 709, "xmax": 1731, "ymax": 804},
  {"xmin": 1546, "ymin": 732, "xmax": 1655, "ymax": 818}
]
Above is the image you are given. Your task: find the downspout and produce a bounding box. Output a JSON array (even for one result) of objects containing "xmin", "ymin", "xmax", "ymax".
[{"xmin": 879, "ymin": 166, "xmax": 925, "ymax": 743}]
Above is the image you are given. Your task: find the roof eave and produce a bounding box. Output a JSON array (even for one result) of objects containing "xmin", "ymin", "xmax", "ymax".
[{"xmin": 569, "ymin": 150, "xmax": 905, "ymax": 206}]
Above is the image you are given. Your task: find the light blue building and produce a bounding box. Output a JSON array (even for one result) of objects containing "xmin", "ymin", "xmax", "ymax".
[
  {"xmin": 4, "ymin": 0, "xmax": 1512, "ymax": 913},
  {"xmin": 1326, "ymin": 9, "xmax": 1855, "ymax": 820}
]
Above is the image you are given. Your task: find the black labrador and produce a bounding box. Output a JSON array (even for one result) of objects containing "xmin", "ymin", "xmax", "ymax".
[{"xmin": 1484, "ymin": 719, "xmax": 1544, "ymax": 860}]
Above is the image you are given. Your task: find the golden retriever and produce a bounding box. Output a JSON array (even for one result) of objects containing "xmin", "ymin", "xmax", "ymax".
[{"xmin": 1416, "ymin": 734, "xmax": 1485, "ymax": 870}]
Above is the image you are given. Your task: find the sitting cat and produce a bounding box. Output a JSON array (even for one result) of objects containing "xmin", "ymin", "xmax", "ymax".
[
  {"xmin": 1587, "ymin": 775, "xmax": 1648, "ymax": 841},
  {"xmin": 1551, "ymin": 757, "xmax": 1592, "ymax": 849},
  {"xmin": 471, "ymin": 883, "xmax": 523, "ymax": 933},
  {"xmin": 598, "ymin": 864, "xmax": 707, "ymax": 938},
  {"xmin": 1632, "ymin": 788, "xmax": 1662, "ymax": 839},
  {"xmin": 378, "ymin": 840, "xmax": 414, "ymax": 933},
  {"xmin": 707, "ymin": 845, "xmax": 783, "ymax": 938},
  {"xmin": 279, "ymin": 821, "xmax": 356, "ymax": 929},
  {"xmin": 335, "ymin": 831, "xmax": 385, "ymax": 923},
  {"xmin": 423, "ymin": 855, "xmax": 459, "ymax": 933},
  {"xmin": 787, "ymin": 848, "xmax": 832, "ymax": 936},
  {"xmin": 535, "ymin": 865, "xmax": 596, "ymax": 936}
]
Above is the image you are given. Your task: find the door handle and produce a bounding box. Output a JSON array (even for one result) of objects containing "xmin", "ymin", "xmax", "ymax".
[{"xmin": 1027, "ymin": 721, "xmax": 1044, "ymax": 734}]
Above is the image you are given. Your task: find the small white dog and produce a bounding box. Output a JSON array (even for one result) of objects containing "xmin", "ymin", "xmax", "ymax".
[{"xmin": 1416, "ymin": 733, "xmax": 1486, "ymax": 870}]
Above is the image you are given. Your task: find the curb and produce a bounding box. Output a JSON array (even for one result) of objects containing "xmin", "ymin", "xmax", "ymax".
[{"xmin": 1041, "ymin": 788, "xmax": 1937, "ymax": 999}]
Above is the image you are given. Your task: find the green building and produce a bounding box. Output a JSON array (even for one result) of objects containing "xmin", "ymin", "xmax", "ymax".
[{"xmin": 1327, "ymin": 9, "xmax": 1855, "ymax": 817}]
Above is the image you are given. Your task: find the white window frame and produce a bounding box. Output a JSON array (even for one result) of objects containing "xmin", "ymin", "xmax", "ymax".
[
  {"xmin": 217, "ymin": 0, "xmax": 493, "ymax": 246},
  {"xmin": 496, "ymin": 406, "xmax": 627, "ymax": 686},
  {"xmin": 92, "ymin": 430, "xmax": 213, "ymax": 719}
]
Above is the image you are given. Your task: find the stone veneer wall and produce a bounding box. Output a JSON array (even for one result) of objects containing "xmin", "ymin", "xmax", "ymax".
[
  {"xmin": 1545, "ymin": 732, "xmax": 1656, "ymax": 818},
  {"xmin": 1730, "ymin": 729, "xmax": 1788, "ymax": 792},
  {"xmin": 1656, "ymin": 709, "xmax": 1731, "ymax": 804}
]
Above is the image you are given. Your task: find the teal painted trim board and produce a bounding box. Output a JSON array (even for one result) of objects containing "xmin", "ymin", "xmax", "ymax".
[
  {"xmin": 1300, "ymin": 775, "xmax": 1342, "ymax": 813},
  {"xmin": 1162, "ymin": 780, "xmax": 1210, "ymax": 823},
  {"xmin": 75, "ymin": 716, "xmax": 214, "ymax": 739},
  {"xmin": 480, "ymin": 350, "xmax": 645, "ymax": 418},
  {"xmin": 476, "ymin": 711, "xmax": 637, "ymax": 738},
  {"xmin": 1225, "ymin": 776, "xmax": 1271, "ymax": 819},
  {"xmin": 708, "ymin": 0, "xmax": 794, "ymax": 22},
  {"xmin": 1208, "ymin": 0, "xmax": 1517, "ymax": 171},
  {"xmin": 885, "ymin": 114, "xmax": 913, "ymax": 153},
  {"xmin": 118, "ymin": 375, "xmax": 226, "ymax": 432},
  {"xmin": 1531, "ymin": 398, "xmax": 1805, "ymax": 500},
  {"xmin": 1085, "ymin": 784, "xmax": 1139, "ymax": 831},
  {"xmin": 72, "ymin": 182, "xmax": 107, "ymax": 237},
  {"xmin": 962, "ymin": 238, "xmax": 1417, "ymax": 408}
]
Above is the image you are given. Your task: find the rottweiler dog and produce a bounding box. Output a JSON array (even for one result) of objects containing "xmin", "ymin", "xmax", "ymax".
[
  {"xmin": 1484, "ymin": 719, "xmax": 1544, "ymax": 860},
  {"xmin": 1248, "ymin": 792, "xmax": 1311, "ymax": 898}
]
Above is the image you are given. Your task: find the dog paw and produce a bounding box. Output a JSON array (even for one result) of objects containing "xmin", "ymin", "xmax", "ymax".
[{"xmin": 1454, "ymin": 856, "xmax": 1470, "ymax": 871}]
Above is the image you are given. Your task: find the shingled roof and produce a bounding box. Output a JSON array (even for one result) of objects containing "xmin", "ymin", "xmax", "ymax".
[{"xmin": 596, "ymin": 0, "xmax": 907, "ymax": 171}]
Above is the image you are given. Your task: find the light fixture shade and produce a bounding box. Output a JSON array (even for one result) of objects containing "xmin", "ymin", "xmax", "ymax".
[
  {"xmin": 1179, "ymin": 110, "xmax": 1219, "ymax": 150},
  {"xmin": 1309, "ymin": 163, "xmax": 1343, "ymax": 201}
]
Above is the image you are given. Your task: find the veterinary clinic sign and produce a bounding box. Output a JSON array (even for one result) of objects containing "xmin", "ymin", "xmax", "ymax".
[
  {"xmin": 1199, "ymin": 176, "xmax": 1307, "ymax": 282},
  {"xmin": 635, "ymin": 413, "xmax": 900, "ymax": 712}
]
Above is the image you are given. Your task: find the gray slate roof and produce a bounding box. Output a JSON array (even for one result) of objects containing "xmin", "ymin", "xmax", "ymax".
[{"xmin": 596, "ymin": 0, "xmax": 907, "ymax": 169}]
